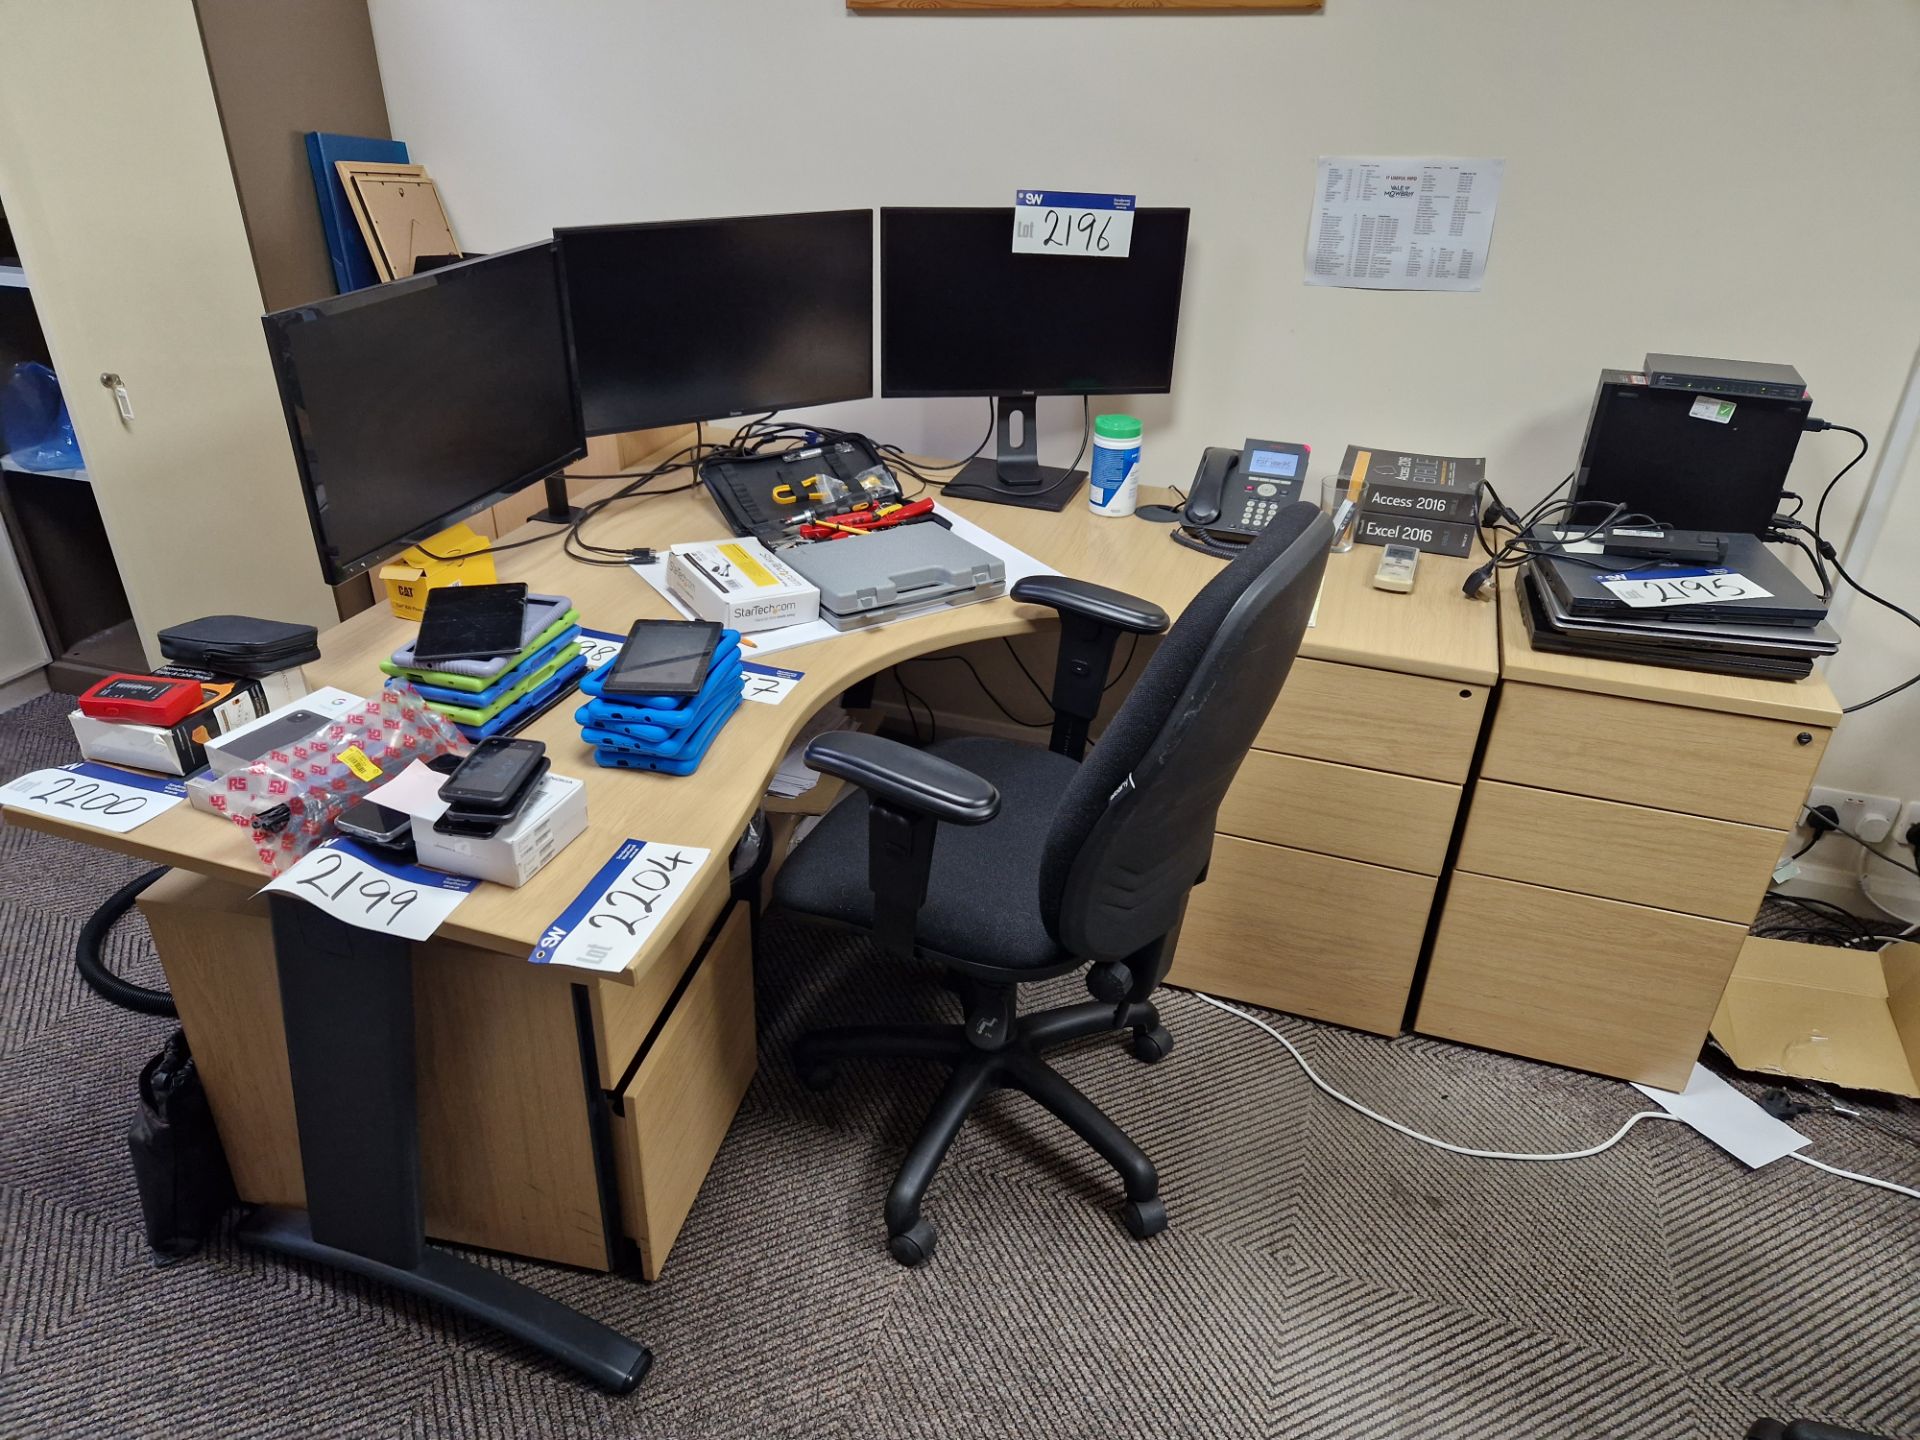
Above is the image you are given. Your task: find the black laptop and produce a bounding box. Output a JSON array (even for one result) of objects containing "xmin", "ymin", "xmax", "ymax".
[
  {"xmin": 1518, "ymin": 572, "xmax": 1815, "ymax": 680},
  {"xmin": 1532, "ymin": 528, "xmax": 1827, "ymax": 627},
  {"xmin": 1528, "ymin": 564, "xmax": 1839, "ymax": 659}
]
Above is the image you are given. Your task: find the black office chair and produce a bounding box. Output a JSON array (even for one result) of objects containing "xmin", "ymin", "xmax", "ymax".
[{"xmin": 775, "ymin": 503, "xmax": 1331, "ymax": 1264}]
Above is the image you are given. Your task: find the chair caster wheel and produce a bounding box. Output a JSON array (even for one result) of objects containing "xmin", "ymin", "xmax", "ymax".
[
  {"xmin": 1122, "ymin": 1196, "xmax": 1167, "ymax": 1241},
  {"xmin": 798, "ymin": 1062, "xmax": 838, "ymax": 1092},
  {"xmin": 1130, "ymin": 1025, "xmax": 1174, "ymax": 1064},
  {"xmin": 887, "ymin": 1219, "xmax": 937, "ymax": 1267}
]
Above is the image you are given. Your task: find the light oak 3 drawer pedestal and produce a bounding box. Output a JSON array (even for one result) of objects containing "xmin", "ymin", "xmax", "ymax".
[{"xmin": 1414, "ymin": 581, "xmax": 1839, "ymax": 1090}]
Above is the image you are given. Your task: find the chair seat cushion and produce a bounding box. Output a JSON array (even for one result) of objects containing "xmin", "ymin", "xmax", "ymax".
[{"xmin": 774, "ymin": 736, "xmax": 1081, "ymax": 974}]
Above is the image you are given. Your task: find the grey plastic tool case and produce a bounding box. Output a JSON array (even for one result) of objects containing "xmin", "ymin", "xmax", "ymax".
[{"xmin": 783, "ymin": 524, "xmax": 1007, "ymax": 630}]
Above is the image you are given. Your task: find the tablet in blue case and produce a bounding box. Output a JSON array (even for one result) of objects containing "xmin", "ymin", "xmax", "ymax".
[
  {"xmin": 452, "ymin": 656, "xmax": 589, "ymax": 741},
  {"xmin": 579, "ymin": 631, "xmax": 741, "ymax": 703},
  {"xmin": 591, "ymin": 690, "xmax": 742, "ymax": 775},
  {"xmin": 576, "ymin": 638, "xmax": 742, "ymax": 730}
]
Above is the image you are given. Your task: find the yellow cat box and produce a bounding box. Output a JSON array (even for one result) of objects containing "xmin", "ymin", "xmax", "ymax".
[{"xmin": 378, "ymin": 523, "xmax": 497, "ymax": 621}]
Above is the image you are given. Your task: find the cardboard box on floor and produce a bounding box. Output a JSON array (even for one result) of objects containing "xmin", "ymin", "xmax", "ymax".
[{"xmin": 1711, "ymin": 937, "xmax": 1920, "ymax": 1099}]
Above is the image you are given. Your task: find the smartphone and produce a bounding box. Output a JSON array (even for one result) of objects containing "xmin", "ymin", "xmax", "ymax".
[
  {"xmin": 438, "ymin": 738, "xmax": 548, "ymax": 812},
  {"xmin": 335, "ymin": 799, "xmax": 413, "ymax": 848},
  {"xmin": 431, "ymin": 809, "xmax": 510, "ymax": 838},
  {"xmin": 602, "ymin": 620, "xmax": 723, "ymax": 700},
  {"xmin": 413, "ymin": 583, "xmax": 529, "ymax": 664},
  {"xmin": 221, "ymin": 709, "xmax": 329, "ymax": 764}
]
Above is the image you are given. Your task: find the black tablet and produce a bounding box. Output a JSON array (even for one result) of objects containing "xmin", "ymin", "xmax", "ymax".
[
  {"xmin": 602, "ymin": 620, "xmax": 723, "ymax": 699},
  {"xmin": 412, "ymin": 583, "xmax": 529, "ymax": 663}
]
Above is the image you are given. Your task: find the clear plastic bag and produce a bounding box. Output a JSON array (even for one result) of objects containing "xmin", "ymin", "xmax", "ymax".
[
  {"xmin": 0, "ymin": 361, "xmax": 85, "ymax": 472},
  {"xmin": 197, "ymin": 684, "xmax": 469, "ymax": 873}
]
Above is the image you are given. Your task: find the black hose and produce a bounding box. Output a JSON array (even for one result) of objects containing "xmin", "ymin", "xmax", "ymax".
[{"xmin": 76, "ymin": 866, "xmax": 176, "ymax": 1017}]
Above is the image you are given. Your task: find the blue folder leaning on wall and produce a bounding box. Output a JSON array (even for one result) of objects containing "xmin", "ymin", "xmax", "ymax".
[{"xmin": 304, "ymin": 132, "xmax": 411, "ymax": 293}]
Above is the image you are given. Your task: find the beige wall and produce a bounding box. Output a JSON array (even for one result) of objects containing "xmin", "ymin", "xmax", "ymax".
[
  {"xmin": 1801, "ymin": 345, "xmax": 1920, "ymax": 913},
  {"xmin": 368, "ymin": 0, "xmax": 1920, "ymax": 823},
  {"xmin": 367, "ymin": 0, "xmax": 1920, "ymax": 539},
  {"xmin": 0, "ymin": 0, "xmax": 336, "ymax": 657}
]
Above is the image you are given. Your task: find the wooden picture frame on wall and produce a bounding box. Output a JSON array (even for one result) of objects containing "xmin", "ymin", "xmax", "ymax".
[{"xmin": 848, "ymin": 1, "xmax": 1320, "ymax": 11}]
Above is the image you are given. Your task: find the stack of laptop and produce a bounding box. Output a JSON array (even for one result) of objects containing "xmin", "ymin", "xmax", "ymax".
[{"xmin": 1518, "ymin": 529, "xmax": 1838, "ymax": 681}]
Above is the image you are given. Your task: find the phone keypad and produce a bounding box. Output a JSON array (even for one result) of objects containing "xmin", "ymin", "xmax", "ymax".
[{"xmin": 1240, "ymin": 499, "xmax": 1279, "ymax": 529}]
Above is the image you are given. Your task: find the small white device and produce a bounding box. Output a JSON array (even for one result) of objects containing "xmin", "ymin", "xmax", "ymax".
[{"xmin": 1372, "ymin": 543, "xmax": 1419, "ymax": 593}]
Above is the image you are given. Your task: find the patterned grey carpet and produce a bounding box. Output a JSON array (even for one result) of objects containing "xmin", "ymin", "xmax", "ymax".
[{"xmin": 1, "ymin": 690, "xmax": 1916, "ymax": 1440}]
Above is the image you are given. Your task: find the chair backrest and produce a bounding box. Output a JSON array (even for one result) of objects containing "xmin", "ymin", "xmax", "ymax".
[{"xmin": 1037, "ymin": 504, "xmax": 1332, "ymax": 961}]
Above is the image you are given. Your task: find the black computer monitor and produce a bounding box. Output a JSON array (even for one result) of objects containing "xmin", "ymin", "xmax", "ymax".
[
  {"xmin": 881, "ymin": 206, "xmax": 1190, "ymax": 504},
  {"xmin": 555, "ymin": 210, "xmax": 873, "ymax": 436},
  {"xmin": 263, "ymin": 242, "xmax": 585, "ymax": 585}
]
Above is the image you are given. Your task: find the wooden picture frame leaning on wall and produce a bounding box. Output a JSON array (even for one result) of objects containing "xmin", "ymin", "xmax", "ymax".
[{"xmin": 335, "ymin": 161, "xmax": 460, "ymax": 282}]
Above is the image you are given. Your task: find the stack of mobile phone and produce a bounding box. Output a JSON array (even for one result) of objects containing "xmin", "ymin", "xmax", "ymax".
[
  {"xmin": 432, "ymin": 739, "xmax": 550, "ymax": 838},
  {"xmin": 334, "ymin": 754, "xmax": 462, "ymax": 858},
  {"xmin": 573, "ymin": 621, "xmax": 745, "ymax": 776}
]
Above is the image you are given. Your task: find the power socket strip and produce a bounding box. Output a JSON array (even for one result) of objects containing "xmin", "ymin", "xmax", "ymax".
[{"xmin": 1805, "ymin": 785, "xmax": 1902, "ymax": 845}]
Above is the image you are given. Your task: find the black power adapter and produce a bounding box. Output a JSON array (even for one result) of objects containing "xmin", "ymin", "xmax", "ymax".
[{"xmin": 1598, "ymin": 528, "xmax": 1728, "ymax": 566}]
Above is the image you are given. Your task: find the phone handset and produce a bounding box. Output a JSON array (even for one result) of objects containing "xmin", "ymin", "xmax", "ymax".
[
  {"xmin": 1184, "ymin": 447, "xmax": 1239, "ymax": 526},
  {"xmin": 1177, "ymin": 439, "xmax": 1310, "ymax": 558}
]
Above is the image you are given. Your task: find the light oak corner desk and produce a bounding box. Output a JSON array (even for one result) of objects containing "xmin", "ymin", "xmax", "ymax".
[{"xmin": 2, "ymin": 445, "xmax": 1495, "ymax": 1386}]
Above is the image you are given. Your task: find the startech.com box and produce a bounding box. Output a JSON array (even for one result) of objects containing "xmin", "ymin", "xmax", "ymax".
[{"xmin": 665, "ymin": 537, "xmax": 818, "ymax": 634}]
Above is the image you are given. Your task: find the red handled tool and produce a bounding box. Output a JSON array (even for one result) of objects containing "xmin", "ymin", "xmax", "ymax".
[{"xmin": 796, "ymin": 497, "xmax": 936, "ymax": 541}]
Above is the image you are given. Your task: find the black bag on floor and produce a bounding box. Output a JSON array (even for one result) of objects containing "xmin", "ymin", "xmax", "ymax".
[{"xmin": 127, "ymin": 1029, "xmax": 235, "ymax": 1259}]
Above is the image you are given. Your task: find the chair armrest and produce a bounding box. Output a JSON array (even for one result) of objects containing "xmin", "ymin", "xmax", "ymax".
[
  {"xmin": 804, "ymin": 731, "xmax": 999, "ymax": 826},
  {"xmin": 1011, "ymin": 576, "xmax": 1170, "ymax": 636}
]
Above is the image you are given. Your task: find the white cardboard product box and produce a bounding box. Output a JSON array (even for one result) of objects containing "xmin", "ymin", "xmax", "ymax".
[
  {"xmin": 665, "ymin": 537, "xmax": 818, "ymax": 634},
  {"xmin": 410, "ymin": 772, "xmax": 587, "ymax": 888},
  {"xmin": 67, "ymin": 666, "xmax": 310, "ymax": 776},
  {"xmin": 204, "ymin": 686, "xmax": 365, "ymax": 776}
]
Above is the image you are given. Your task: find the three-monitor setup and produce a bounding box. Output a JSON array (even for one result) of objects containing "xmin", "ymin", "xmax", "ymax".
[{"xmin": 263, "ymin": 207, "xmax": 1192, "ymax": 586}]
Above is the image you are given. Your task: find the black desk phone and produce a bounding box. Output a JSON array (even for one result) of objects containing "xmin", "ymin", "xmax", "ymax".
[{"xmin": 1169, "ymin": 438, "xmax": 1310, "ymax": 556}]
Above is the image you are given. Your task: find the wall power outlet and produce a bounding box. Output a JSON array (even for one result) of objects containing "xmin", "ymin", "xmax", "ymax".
[
  {"xmin": 1805, "ymin": 786, "xmax": 1903, "ymax": 845},
  {"xmin": 1901, "ymin": 800, "xmax": 1920, "ymax": 850}
]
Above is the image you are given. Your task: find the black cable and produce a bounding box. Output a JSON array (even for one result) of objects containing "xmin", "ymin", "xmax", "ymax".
[
  {"xmin": 1822, "ymin": 822, "xmax": 1920, "ymax": 879},
  {"xmin": 1776, "ymin": 514, "xmax": 1920, "ymax": 713},
  {"xmin": 1462, "ymin": 474, "xmax": 1660, "ymax": 597},
  {"xmin": 1001, "ymin": 638, "xmax": 1053, "ymax": 707},
  {"xmin": 1056, "ymin": 396, "xmax": 1092, "ymax": 484},
  {"xmin": 1841, "ymin": 669, "xmax": 1920, "ymax": 715},
  {"xmin": 902, "ymin": 653, "xmax": 1050, "ymax": 729},
  {"xmin": 1788, "ymin": 829, "xmax": 1824, "ymax": 862},
  {"xmin": 880, "ymin": 399, "xmax": 997, "ymax": 495},
  {"xmin": 1762, "ymin": 892, "xmax": 1911, "ymax": 946},
  {"xmin": 956, "ymin": 397, "xmax": 1092, "ymax": 499},
  {"xmin": 1810, "ymin": 423, "xmax": 1870, "ymax": 553},
  {"xmin": 76, "ymin": 867, "xmax": 175, "ymax": 1017},
  {"xmin": 888, "ymin": 666, "xmax": 936, "ymax": 744},
  {"xmin": 1763, "ymin": 423, "xmax": 1917, "ymax": 715},
  {"xmin": 1104, "ymin": 632, "xmax": 1140, "ymax": 693},
  {"xmin": 1771, "ymin": 530, "xmax": 1832, "ymax": 602}
]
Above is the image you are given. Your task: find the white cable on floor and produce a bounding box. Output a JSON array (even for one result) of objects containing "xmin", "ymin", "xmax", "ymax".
[
  {"xmin": 1789, "ymin": 1151, "xmax": 1920, "ymax": 1200},
  {"xmin": 1188, "ymin": 990, "xmax": 1919, "ymax": 1199},
  {"xmin": 1188, "ymin": 990, "xmax": 1681, "ymax": 1161}
]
